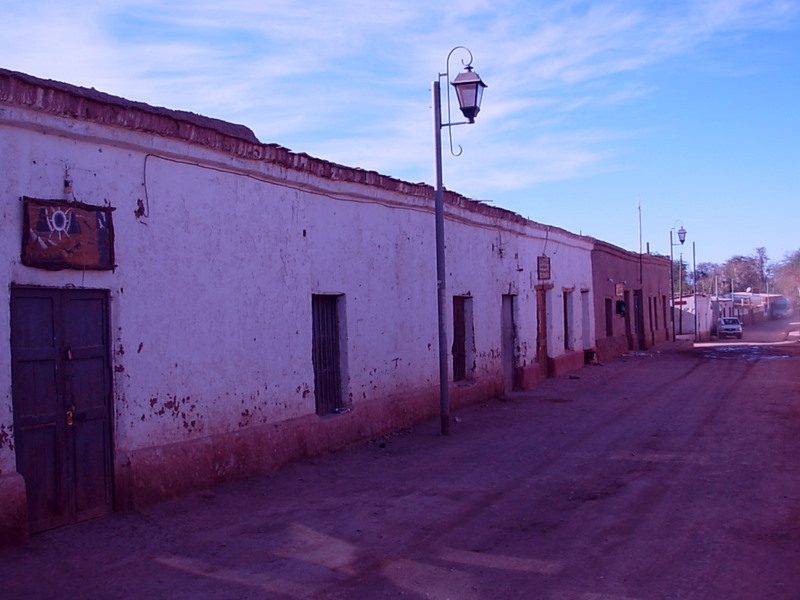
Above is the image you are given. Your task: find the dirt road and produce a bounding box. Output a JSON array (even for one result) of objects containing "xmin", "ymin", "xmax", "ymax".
[{"xmin": 2, "ymin": 320, "xmax": 799, "ymax": 599}]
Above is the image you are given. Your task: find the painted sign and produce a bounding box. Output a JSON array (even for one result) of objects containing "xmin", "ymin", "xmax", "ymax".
[
  {"xmin": 21, "ymin": 197, "xmax": 115, "ymax": 270},
  {"xmin": 537, "ymin": 255, "xmax": 551, "ymax": 280}
]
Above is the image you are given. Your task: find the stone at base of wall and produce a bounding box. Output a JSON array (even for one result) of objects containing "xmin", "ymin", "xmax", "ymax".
[
  {"xmin": 0, "ymin": 472, "xmax": 29, "ymax": 545},
  {"xmin": 115, "ymin": 378, "xmax": 503, "ymax": 510}
]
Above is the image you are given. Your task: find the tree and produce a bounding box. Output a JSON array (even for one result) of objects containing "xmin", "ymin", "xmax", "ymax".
[
  {"xmin": 693, "ymin": 261, "xmax": 722, "ymax": 295},
  {"xmin": 755, "ymin": 247, "xmax": 769, "ymax": 292},
  {"xmin": 667, "ymin": 246, "xmax": 800, "ymax": 300},
  {"xmin": 722, "ymin": 253, "xmax": 764, "ymax": 293},
  {"xmin": 773, "ymin": 250, "xmax": 800, "ymax": 301},
  {"xmin": 671, "ymin": 257, "xmax": 690, "ymax": 295}
]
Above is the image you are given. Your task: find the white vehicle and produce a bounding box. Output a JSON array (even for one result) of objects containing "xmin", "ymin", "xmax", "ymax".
[{"xmin": 718, "ymin": 317, "xmax": 743, "ymax": 339}]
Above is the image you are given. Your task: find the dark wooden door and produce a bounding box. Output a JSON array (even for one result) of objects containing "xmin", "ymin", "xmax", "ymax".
[
  {"xmin": 536, "ymin": 288, "xmax": 549, "ymax": 378},
  {"xmin": 11, "ymin": 287, "xmax": 113, "ymax": 533},
  {"xmin": 452, "ymin": 296, "xmax": 467, "ymax": 382},
  {"xmin": 501, "ymin": 295, "xmax": 517, "ymax": 394},
  {"xmin": 634, "ymin": 290, "xmax": 645, "ymax": 350}
]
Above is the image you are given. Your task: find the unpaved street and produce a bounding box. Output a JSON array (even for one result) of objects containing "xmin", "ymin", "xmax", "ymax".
[{"xmin": 2, "ymin": 321, "xmax": 799, "ymax": 599}]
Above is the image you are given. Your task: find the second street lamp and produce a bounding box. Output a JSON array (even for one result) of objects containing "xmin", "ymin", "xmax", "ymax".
[
  {"xmin": 669, "ymin": 224, "xmax": 687, "ymax": 340},
  {"xmin": 432, "ymin": 47, "xmax": 487, "ymax": 435}
]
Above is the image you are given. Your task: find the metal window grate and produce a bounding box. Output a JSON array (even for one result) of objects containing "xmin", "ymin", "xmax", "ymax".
[{"xmin": 311, "ymin": 295, "xmax": 343, "ymax": 415}]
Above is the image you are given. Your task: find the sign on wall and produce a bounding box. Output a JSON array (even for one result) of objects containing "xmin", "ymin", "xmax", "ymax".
[
  {"xmin": 537, "ymin": 255, "xmax": 551, "ymax": 280},
  {"xmin": 21, "ymin": 197, "xmax": 115, "ymax": 271}
]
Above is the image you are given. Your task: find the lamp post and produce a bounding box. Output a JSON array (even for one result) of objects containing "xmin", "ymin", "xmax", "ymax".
[
  {"xmin": 432, "ymin": 47, "xmax": 487, "ymax": 435},
  {"xmin": 669, "ymin": 224, "xmax": 687, "ymax": 340},
  {"xmin": 692, "ymin": 241, "xmax": 698, "ymax": 340}
]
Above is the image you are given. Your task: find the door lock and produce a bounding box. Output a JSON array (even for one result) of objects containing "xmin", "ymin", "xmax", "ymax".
[{"xmin": 66, "ymin": 404, "xmax": 76, "ymax": 427}]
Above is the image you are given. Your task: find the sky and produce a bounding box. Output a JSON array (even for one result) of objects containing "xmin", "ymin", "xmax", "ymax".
[{"xmin": 1, "ymin": 0, "xmax": 798, "ymax": 266}]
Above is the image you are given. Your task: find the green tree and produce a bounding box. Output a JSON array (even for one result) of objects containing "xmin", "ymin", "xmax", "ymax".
[
  {"xmin": 693, "ymin": 261, "xmax": 722, "ymax": 295},
  {"xmin": 773, "ymin": 250, "xmax": 800, "ymax": 301},
  {"xmin": 723, "ymin": 253, "xmax": 765, "ymax": 293},
  {"xmin": 671, "ymin": 257, "xmax": 690, "ymax": 295}
]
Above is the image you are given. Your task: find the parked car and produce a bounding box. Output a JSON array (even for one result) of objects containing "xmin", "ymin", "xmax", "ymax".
[{"xmin": 718, "ymin": 317, "xmax": 743, "ymax": 339}]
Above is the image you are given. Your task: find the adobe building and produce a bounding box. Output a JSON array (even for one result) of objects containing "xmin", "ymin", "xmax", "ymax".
[
  {"xmin": 591, "ymin": 240, "xmax": 672, "ymax": 361},
  {"xmin": 1, "ymin": 68, "xmax": 598, "ymax": 542}
]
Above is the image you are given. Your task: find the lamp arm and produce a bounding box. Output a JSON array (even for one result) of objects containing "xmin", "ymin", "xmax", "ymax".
[{"xmin": 438, "ymin": 46, "xmax": 475, "ymax": 157}]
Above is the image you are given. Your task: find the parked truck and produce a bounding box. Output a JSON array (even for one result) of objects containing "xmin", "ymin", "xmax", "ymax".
[{"xmin": 769, "ymin": 297, "xmax": 792, "ymax": 319}]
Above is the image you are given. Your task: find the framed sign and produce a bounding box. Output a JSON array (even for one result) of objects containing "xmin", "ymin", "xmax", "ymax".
[
  {"xmin": 615, "ymin": 283, "xmax": 625, "ymax": 297},
  {"xmin": 537, "ymin": 255, "xmax": 551, "ymax": 280},
  {"xmin": 22, "ymin": 197, "xmax": 115, "ymax": 271}
]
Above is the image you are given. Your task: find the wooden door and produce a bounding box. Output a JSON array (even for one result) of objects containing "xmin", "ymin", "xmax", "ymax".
[
  {"xmin": 11, "ymin": 287, "xmax": 113, "ymax": 533},
  {"xmin": 634, "ymin": 290, "xmax": 645, "ymax": 350},
  {"xmin": 452, "ymin": 296, "xmax": 467, "ymax": 382},
  {"xmin": 501, "ymin": 295, "xmax": 517, "ymax": 394},
  {"xmin": 536, "ymin": 288, "xmax": 549, "ymax": 378}
]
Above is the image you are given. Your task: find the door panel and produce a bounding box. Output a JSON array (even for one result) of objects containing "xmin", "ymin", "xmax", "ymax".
[
  {"xmin": 74, "ymin": 417, "xmax": 112, "ymax": 518},
  {"xmin": 452, "ymin": 297, "xmax": 467, "ymax": 382},
  {"xmin": 501, "ymin": 295, "xmax": 517, "ymax": 394},
  {"xmin": 11, "ymin": 291, "xmax": 68, "ymax": 532},
  {"xmin": 11, "ymin": 287, "xmax": 113, "ymax": 533},
  {"xmin": 536, "ymin": 289, "xmax": 549, "ymax": 378},
  {"xmin": 17, "ymin": 421, "xmax": 65, "ymax": 531}
]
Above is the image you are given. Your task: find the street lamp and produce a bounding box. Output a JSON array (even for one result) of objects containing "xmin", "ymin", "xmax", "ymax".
[
  {"xmin": 692, "ymin": 241, "xmax": 698, "ymax": 340},
  {"xmin": 432, "ymin": 47, "xmax": 487, "ymax": 435},
  {"xmin": 669, "ymin": 223, "xmax": 687, "ymax": 340}
]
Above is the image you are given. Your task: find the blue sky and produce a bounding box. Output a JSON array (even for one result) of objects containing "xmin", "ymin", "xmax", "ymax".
[{"xmin": 2, "ymin": 0, "xmax": 798, "ymax": 265}]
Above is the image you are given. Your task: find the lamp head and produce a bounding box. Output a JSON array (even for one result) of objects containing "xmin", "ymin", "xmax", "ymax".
[
  {"xmin": 451, "ymin": 65, "xmax": 487, "ymax": 123},
  {"xmin": 677, "ymin": 226, "xmax": 687, "ymax": 244}
]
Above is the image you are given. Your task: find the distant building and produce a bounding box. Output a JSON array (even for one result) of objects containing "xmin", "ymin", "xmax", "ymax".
[
  {"xmin": 590, "ymin": 241, "xmax": 672, "ymax": 360},
  {"xmin": 673, "ymin": 293, "xmax": 713, "ymax": 340}
]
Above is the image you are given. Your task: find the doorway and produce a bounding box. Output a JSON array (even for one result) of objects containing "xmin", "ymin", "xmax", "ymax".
[
  {"xmin": 10, "ymin": 287, "xmax": 113, "ymax": 533},
  {"xmin": 452, "ymin": 295, "xmax": 474, "ymax": 382},
  {"xmin": 536, "ymin": 287, "xmax": 549, "ymax": 378},
  {"xmin": 501, "ymin": 295, "xmax": 518, "ymax": 394},
  {"xmin": 311, "ymin": 294, "xmax": 344, "ymax": 416}
]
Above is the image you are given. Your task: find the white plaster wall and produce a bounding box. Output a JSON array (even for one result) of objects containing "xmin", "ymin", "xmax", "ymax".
[
  {"xmin": 0, "ymin": 113, "xmax": 132, "ymax": 471},
  {"xmin": 1, "ymin": 109, "xmax": 445, "ymax": 459},
  {"xmin": 1, "ymin": 104, "xmax": 594, "ymax": 471},
  {"xmin": 116, "ymin": 153, "xmax": 448, "ymax": 449},
  {"xmin": 542, "ymin": 235, "xmax": 595, "ymax": 355},
  {"xmin": 443, "ymin": 209, "xmax": 594, "ymax": 381}
]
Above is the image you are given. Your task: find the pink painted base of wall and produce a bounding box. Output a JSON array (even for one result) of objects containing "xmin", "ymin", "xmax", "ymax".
[
  {"xmin": 596, "ymin": 336, "xmax": 630, "ymax": 363},
  {"xmin": 519, "ymin": 363, "xmax": 546, "ymax": 389},
  {"xmin": 0, "ymin": 472, "xmax": 30, "ymax": 545},
  {"xmin": 548, "ymin": 350, "xmax": 586, "ymax": 378},
  {"xmin": 596, "ymin": 330, "xmax": 670, "ymax": 363},
  {"xmin": 116, "ymin": 378, "xmax": 504, "ymax": 510}
]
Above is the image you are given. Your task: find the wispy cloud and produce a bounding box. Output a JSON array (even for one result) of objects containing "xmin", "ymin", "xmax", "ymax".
[{"xmin": 1, "ymin": 0, "xmax": 797, "ymax": 234}]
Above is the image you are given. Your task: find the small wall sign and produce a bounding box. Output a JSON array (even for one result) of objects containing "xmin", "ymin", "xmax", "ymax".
[
  {"xmin": 22, "ymin": 197, "xmax": 115, "ymax": 271},
  {"xmin": 537, "ymin": 255, "xmax": 551, "ymax": 280}
]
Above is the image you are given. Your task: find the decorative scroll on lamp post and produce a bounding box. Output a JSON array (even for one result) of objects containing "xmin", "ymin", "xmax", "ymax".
[{"xmin": 432, "ymin": 47, "xmax": 487, "ymax": 435}]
